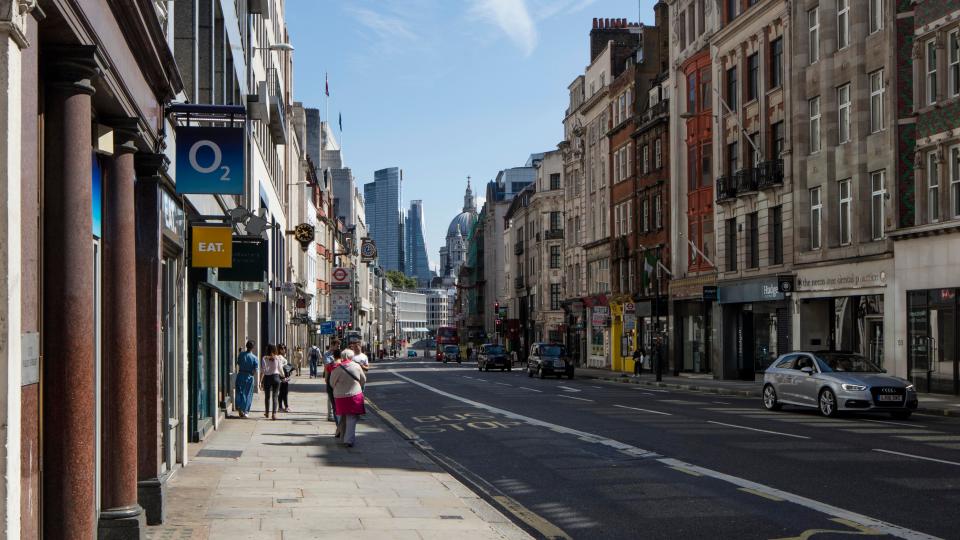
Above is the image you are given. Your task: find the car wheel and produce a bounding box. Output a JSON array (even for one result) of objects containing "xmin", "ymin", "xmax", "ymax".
[
  {"xmin": 891, "ymin": 411, "xmax": 912, "ymax": 420},
  {"xmin": 527, "ymin": 367, "xmax": 533, "ymax": 377},
  {"xmin": 762, "ymin": 384, "xmax": 782, "ymax": 411},
  {"xmin": 538, "ymin": 367, "xmax": 545, "ymax": 379},
  {"xmin": 818, "ymin": 388, "xmax": 838, "ymax": 417}
]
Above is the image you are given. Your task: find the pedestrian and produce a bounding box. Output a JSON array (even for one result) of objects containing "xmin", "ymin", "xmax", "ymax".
[
  {"xmin": 308, "ymin": 344, "xmax": 321, "ymax": 378},
  {"xmin": 323, "ymin": 339, "xmax": 341, "ymax": 424},
  {"xmin": 278, "ymin": 345, "xmax": 295, "ymax": 412},
  {"xmin": 260, "ymin": 344, "xmax": 283, "ymax": 420},
  {"xmin": 653, "ymin": 337, "xmax": 664, "ymax": 382},
  {"xmin": 330, "ymin": 348, "xmax": 367, "ymax": 447},
  {"xmin": 633, "ymin": 347, "xmax": 644, "ymax": 377},
  {"xmin": 350, "ymin": 340, "xmax": 370, "ymax": 373},
  {"xmin": 292, "ymin": 346, "xmax": 304, "ymax": 377},
  {"xmin": 235, "ymin": 340, "xmax": 258, "ymax": 418},
  {"xmin": 466, "ymin": 345, "xmax": 473, "ymax": 362}
]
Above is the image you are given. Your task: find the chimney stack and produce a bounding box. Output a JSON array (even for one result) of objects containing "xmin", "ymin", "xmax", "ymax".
[{"xmin": 593, "ymin": 17, "xmax": 598, "ymax": 29}]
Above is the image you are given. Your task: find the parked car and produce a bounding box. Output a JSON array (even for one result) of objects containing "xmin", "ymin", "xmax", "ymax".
[
  {"xmin": 527, "ymin": 343, "xmax": 574, "ymax": 379},
  {"xmin": 478, "ymin": 344, "xmax": 510, "ymax": 372},
  {"xmin": 439, "ymin": 345, "xmax": 461, "ymax": 363},
  {"xmin": 762, "ymin": 351, "xmax": 918, "ymax": 419}
]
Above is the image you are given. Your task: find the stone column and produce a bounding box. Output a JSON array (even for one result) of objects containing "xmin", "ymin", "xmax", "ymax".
[
  {"xmin": 133, "ymin": 152, "xmax": 167, "ymax": 525},
  {"xmin": 99, "ymin": 119, "xmax": 145, "ymax": 539},
  {"xmin": 41, "ymin": 45, "xmax": 98, "ymax": 539}
]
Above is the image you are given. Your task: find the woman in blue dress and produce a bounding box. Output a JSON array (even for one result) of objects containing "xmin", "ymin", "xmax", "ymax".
[{"xmin": 235, "ymin": 340, "xmax": 259, "ymax": 418}]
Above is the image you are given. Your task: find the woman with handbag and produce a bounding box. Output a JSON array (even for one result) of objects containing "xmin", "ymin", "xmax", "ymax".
[
  {"xmin": 329, "ymin": 348, "xmax": 367, "ymax": 447},
  {"xmin": 277, "ymin": 344, "xmax": 294, "ymax": 412},
  {"xmin": 260, "ymin": 344, "xmax": 283, "ymax": 420}
]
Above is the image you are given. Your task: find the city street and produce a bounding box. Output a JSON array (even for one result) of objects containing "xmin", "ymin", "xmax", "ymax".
[{"xmin": 365, "ymin": 358, "xmax": 960, "ymax": 540}]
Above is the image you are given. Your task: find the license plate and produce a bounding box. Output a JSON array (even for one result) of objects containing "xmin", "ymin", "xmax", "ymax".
[{"xmin": 878, "ymin": 394, "xmax": 903, "ymax": 402}]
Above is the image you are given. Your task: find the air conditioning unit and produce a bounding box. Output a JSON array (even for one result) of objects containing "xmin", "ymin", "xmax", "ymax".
[
  {"xmin": 248, "ymin": 0, "xmax": 270, "ymax": 18},
  {"xmin": 246, "ymin": 81, "xmax": 269, "ymax": 121}
]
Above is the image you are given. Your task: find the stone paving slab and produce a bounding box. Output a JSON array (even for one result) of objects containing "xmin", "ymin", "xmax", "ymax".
[{"xmin": 145, "ymin": 375, "xmax": 532, "ymax": 540}]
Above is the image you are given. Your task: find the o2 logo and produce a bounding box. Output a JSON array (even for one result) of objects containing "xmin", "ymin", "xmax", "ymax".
[{"xmin": 176, "ymin": 126, "xmax": 244, "ymax": 195}]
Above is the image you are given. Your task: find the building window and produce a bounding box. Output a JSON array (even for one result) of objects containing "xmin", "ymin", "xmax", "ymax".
[
  {"xmin": 770, "ymin": 205, "xmax": 783, "ymax": 265},
  {"xmin": 771, "ymin": 121, "xmax": 785, "ymax": 157},
  {"xmin": 642, "ymin": 144, "xmax": 650, "ymax": 175},
  {"xmin": 687, "ymin": 72, "xmax": 696, "ymax": 113},
  {"xmin": 628, "ymin": 258, "xmax": 636, "ymax": 290},
  {"xmin": 550, "ymin": 211, "xmax": 561, "ymax": 231},
  {"xmin": 747, "ymin": 212, "xmax": 759, "ymax": 269},
  {"xmin": 869, "ymin": 70, "xmax": 885, "ymax": 133},
  {"xmin": 725, "ymin": 217, "xmax": 737, "ymax": 271},
  {"xmin": 838, "ymin": 83, "xmax": 851, "ymax": 144},
  {"xmin": 927, "ymin": 39, "xmax": 938, "ymax": 105},
  {"xmin": 839, "ymin": 179, "xmax": 852, "ymax": 245},
  {"xmin": 679, "ymin": 9, "xmax": 687, "ymax": 48},
  {"xmin": 654, "ymin": 194, "xmax": 662, "ymax": 229},
  {"xmin": 809, "ymin": 7, "xmax": 820, "ymax": 64},
  {"xmin": 550, "ymin": 283, "xmax": 561, "ymax": 310},
  {"xmin": 726, "ymin": 66, "xmax": 737, "ymax": 109},
  {"xmin": 641, "ymin": 198, "xmax": 649, "ymax": 232},
  {"xmin": 550, "ymin": 173, "xmax": 561, "ymax": 190},
  {"xmin": 747, "ymin": 53, "xmax": 759, "ymax": 101},
  {"xmin": 837, "ymin": 0, "xmax": 849, "ymax": 50},
  {"xmin": 688, "ymin": 145, "xmax": 698, "ymax": 191},
  {"xmin": 627, "ymin": 200, "xmax": 633, "ymax": 233},
  {"xmin": 727, "ymin": 0, "xmax": 738, "ymax": 22},
  {"xmin": 871, "ymin": 170, "xmax": 886, "ymax": 240},
  {"xmin": 951, "ymin": 145, "xmax": 960, "ymax": 217},
  {"xmin": 654, "ymin": 138, "xmax": 662, "ymax": 169},
  {"xmin": 749, "ymin": 132, "xmax": 761, "ymax": 168},
  {"xmin": 699, "ymin": 67, "xmax": 711, "ymax": 111},
  {"xmin": 727, "ymin": 141, "xmax": 739, "ymax": 175},
  {"xmin": 811, "ymin": 187, "xmax": 822, "ymax": 249},
  {"xmin": 550, "ymin": 245, "xmax": 561, "ymax": 269},
  {"xmin": 950, "ymin": 31, "xmax": 960, "ymax": 97},
  {"xmin": 928, "ymin": 151, "xmax": 940, "ymax": 223},
  {"xmin": 770, "ymin": 37, "xmax": 783, "ymax": 88},
  {"xmin": 868, "ymin": 0, "xmax": 882, "ymax": 34},
  {"xmin": 809, "ymin": 96, "xmax": 821, "ymax": 153},
  {"xmin": 702, "ymin": 142, "xmax": 712, "ymax": 187}
]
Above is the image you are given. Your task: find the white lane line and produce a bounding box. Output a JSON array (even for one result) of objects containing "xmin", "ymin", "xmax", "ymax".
[
  {"xmin": 557, "ymin": 385, "xmax": 581, "ymax": 393},
  {"xmin": 706, "ymin": 420, "xmax": 811, "ymax": 440},
  {"xmin": 587, "ymin": 385, "xmax": 602, "ymax": 389},
  {"xmin": 634, "ymin": 387, "xmax": 669, "ymax": 393},
  {"xmin": 613, "ymin": 404, "xmax": 672, "ymax": 416},
  {"xmin": 389, "ymin": 370, "xmax": 937, "ymax": 540},
  {"xmin": 557, "ymin": 395, "xmax": 594, "ymax": 402},
  {"xmin": 518, "ymin": 386, "xmax": 543, "ymax": 393},
  {"xmin": 859, "ymin": 418, "xmax": 926, "ymax": 428},
  {"xmin": 494, "ymin": 382, "xmax": 513, "ymax": 387},
  {"xmin": 873, "ymin": 449, "xmax": 960, "ymax": 467},
  {"xmin": 713, "ymin": 401, "xmax": 731, "ymax": 405}
]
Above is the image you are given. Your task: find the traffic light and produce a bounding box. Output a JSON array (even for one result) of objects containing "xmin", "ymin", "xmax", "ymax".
[
  {"xmin": 494, "ymin": 301, "xmax": 499, "ymax": 313},
  {"xmin": 347, "ymin": 322, "xmax": 353, "ymax": 329}
]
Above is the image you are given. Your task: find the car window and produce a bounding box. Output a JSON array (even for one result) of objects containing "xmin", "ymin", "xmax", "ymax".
[
  {"xmin": 530, "ymin": 346, "xmax": 538, "ymax": 356},
  {"xmin": 542, "ymin": 345, "xmax": 565, "ymax": 356},
  {"xmin": 775, "ymin": 355, "xmax": 797, "ymax": 370},
  {"xmin": 486, "ymin": 345, "xmax": 505, "ymax": 355},
  {"xmin": 795, "ymin": 356, "xmax": 815, "ymax": 371},
  {"xmin": 814, "ymin": 353, "xmax": 882, "ymax": 373}
]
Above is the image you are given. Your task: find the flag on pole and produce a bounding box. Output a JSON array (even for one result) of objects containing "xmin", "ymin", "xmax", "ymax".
[
  {"xmin": 325, "ymin": 73, "xmax": 329, "ymax": 96},
  {"xmin": 641, "ymin": 252, "xmax": 656, "ymax": 290},
  {"xmin": 338, "ymin": 113, "xmax": 342, "ymax": 132}
]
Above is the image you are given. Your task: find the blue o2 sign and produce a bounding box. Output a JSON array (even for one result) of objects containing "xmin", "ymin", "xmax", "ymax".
[{"xmin": 175, "ymin": 126, "xmax": 244, "ymax": 194}]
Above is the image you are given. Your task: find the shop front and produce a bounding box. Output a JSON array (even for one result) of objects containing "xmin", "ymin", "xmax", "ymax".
[
  {"xmin": 562, "ymin": 300, "xmax": 586, "ymax": 367},
  {"xmin": 670, "ymin": 274, "xmax": 718, "ymax": 375},
  {"xmin": 718, "ymin": 276, "xmax": 792, "ymax": 380},
  {"xmin": 794, "ymin": 259, "xmax": 892, "ymax": 370},
  {"xmin": 585, "ymin": 296, "xmax": 610, "ymax": 368}
]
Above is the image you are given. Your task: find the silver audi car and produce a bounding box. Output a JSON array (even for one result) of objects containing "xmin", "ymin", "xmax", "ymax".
[{"xmin": 762, "ymin": 351, "xmax": 918, "ymax": 419}]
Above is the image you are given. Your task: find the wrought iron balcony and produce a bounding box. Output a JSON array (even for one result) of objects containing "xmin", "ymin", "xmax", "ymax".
[
  {"xmin": 638, "ymin": 99, "xmax": 669, "ymax": 130},
  {"xmin": 514, "ymin": 241, "xmax": 524, "ymax": 255},
  {"xmin": 716, "ymin": 176, "xmax": 738, "ymax": 202},
  {"xmin": 734, "ymin": 169, "xmax": 757, "ymax": 194},
  {"xmin": 545, "ymin": 228, "xmax": 564, "ymax": 240},
  {"xmin": 756, "ymin": 159, "xmax": 785, "ymax": 189}
]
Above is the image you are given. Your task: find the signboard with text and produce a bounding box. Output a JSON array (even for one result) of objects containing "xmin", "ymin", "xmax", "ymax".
[
  {"xmin": 191, "ymin": 226, "xmax": 233, "ymax": 268},
  {"xmin": 331, "ymin": 267, "xmax": 353, "ymax": 290},
  {"xmin": 219, "ymin": 237, "xmax": 267, "ymax": 281},
  {"xmin": 175, "ymin": 126, "xmax": 244, "ymax": 194},
  {"xmin": 331, "ymin": 291, "xmax": 352, "ymax": 322}
]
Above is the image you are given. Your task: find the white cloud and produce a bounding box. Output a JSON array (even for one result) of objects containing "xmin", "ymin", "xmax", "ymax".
[
  {"xmin": 469, "ymin": 0, "xmax": 538, "ymax": 57},
  {"xmin": 531, "ymin": 0, "xmax": 599, "ymax": 21},
  {"xmin": 344, "ymin": 6, "xmax": 418, "ymax": 44}
]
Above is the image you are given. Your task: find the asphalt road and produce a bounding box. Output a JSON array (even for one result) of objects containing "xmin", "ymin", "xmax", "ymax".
[{"xmin": 363, "ymin": 357, "xmax": 960, "ymax": 540}]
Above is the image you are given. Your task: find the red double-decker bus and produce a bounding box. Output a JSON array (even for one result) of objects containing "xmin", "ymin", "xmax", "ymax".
[{"xmin": 436, "ymin": 325, "xmax": 459, "ymax": 362}]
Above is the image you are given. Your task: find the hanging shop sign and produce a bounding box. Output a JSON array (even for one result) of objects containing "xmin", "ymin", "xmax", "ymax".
[
  {"xmin": 360, "ymin": 238, "xmax": 377, "ymax": 263},
  {"xmin": 331, "ymin": 267, "xmax": 353, "ymax": 290},
  {"xmin": 175, "ymin": 126, "xmax": 244, "ymax": 194},
  {"xmin": 219, "ymin": 237, "xmax": 267, "ymax": 281},
  {"xmin": 161, "ymin": 189, "xmax": 185, "ymax": 245},
  {"xmin": 191, "ymin": 226, "xmax": 233, "ymax": 268}
]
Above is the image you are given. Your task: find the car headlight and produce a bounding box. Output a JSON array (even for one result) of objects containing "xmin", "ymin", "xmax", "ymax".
[
  {"xmin": 906, "ymin": 384, "xmax": 915, "ymax": 391},
  {"xmin": 841, "ymin": 383, "xmax": 867, "ymax": 391}
]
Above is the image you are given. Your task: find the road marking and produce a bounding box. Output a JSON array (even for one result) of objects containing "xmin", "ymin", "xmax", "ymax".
[
  {"xmin": 613, "ymin": 404, "xmax": 672, "ymax": 416},
  {"xmin": 770, "ymin": 518, "xmax": 883, "ymax": 540},
  {"xmin": 668, "ymin": 465, "xmax": 702, "ymax": 477},
  {"xmin": 557, "ymin": 385, "xmax": 581, "ymax": 393},
  {"xmin": 587, "ymin": 385, "xmax": 602, "ymax": 389},
  {"xmin": 713, "ymin": 401, "xmax": 731, "ymax": 405},
  {"xmin": 660, "ymin": 399, "xmax": 703, "ymax": 405},
  {"xmin": 706, "ymin": 421, "xmax": 811, "ymax": 439},
  {"xmin": 858, "ymin": 418, "xmax": 925, "ymax": 428},
  {"xmin": 873, "ymin": 449, "xmax": 960, "ymax": 467},
  {"xmin": 518, "ymin": 386, "xmax": 543, "ymax": 393},
  {"xmin": 895, "ymin": 435, "xmax": 960, "ymax": 442},
  {"xmin": 494, "ymin": 382, "xmax": 513, "ymax": 387},
  {"xmin": 389, "ymin": 370, "xmax": 939, "ymax": 540},
  {"xmin": 738, "ymin": 487, "xmax": 784, "ymax": 502},
  {"xmin": 634, "ymin": 387, "xmax": 669, "ymax": 393},
  {"xmin": 557, "ymin": 395, "xmax": 594, "ymax": 402}
]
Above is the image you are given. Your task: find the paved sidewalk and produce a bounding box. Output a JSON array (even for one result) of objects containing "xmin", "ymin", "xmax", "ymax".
[
  {"xmin": 576, "ymin": 366, "xmax": 960, "ymax": 416},
  {"xmin": 146, "ymin": 375, "xmax": 532, "ymax": 540}
]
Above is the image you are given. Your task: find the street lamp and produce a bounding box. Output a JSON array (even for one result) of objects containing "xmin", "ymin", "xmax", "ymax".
[{"xmin": 255, "ymin": 43, "xmax": 295, "ymax": 52}]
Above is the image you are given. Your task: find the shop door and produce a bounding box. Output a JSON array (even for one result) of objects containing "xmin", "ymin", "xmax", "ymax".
[
  {"xmin": 866, "ymin": 318, "xmax": 883, "ymax": 369},
  {"xmin": 219, "ymin": 298, "xmax": 234, "ymax": 411},
  {"xmin": 739, "ymin": 310, "xmax": 755, "ymax": 380},
  {"xmin": 160, "ymin": 258, "xmax": 180, "ymax": 470}
]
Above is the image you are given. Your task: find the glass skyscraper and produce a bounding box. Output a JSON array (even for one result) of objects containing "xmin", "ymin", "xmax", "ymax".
[
  {"xmin": 364, "ymin": 168, "xmax": 404, "ymax": 272},
  {"xmin": 405, "ymin": 200, "xmax": 432, "ymax": 286}
]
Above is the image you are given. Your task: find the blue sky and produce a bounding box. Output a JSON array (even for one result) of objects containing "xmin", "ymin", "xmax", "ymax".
[{"xmin": 287, "ymin": 0, "xmax": 656, "ymax": 269}]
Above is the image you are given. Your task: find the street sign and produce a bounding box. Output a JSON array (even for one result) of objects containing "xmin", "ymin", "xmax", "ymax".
[
  {"xmin": 191, "ymin": 226, "xmax": 233, "ymax": 268},
  {"xmin": 331, "ymin": 291, "xmax": 351, "ymax": 322},
  {"xmin": 332, "ymin": 267, "xmax": 352, "ymax": 290},
  {"xmin": 175, "ymin": 126, "xmax": 244, "ymax": 194},
  {"xmin": 320, "ymin": 321, "xmax": 336, "ymax": 335}
]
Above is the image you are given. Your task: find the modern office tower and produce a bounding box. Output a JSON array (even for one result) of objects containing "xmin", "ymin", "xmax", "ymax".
[
  {"xmin": 405, "ymin": 200, "xmax": 433, "ymax": 287},
  {"xmin": 364, "ymin": 168, "xmax": 404, "ymax": 272}
]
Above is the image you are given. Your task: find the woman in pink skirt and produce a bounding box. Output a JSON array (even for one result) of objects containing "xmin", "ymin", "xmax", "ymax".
[{"xmin": 329, "ymin": 349, "xmax": 367, "ymax": 447}]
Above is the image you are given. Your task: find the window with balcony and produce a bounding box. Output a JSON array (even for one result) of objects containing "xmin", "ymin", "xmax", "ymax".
[
  {"xmin": 749, "ymin": 132, "xmax": 761, "ymax": 168},
  {"xmin": 726, "ymin": 66, "xmax": 738, "ymax": 109},
  {"xmin": 950, "ymin": 31, "xmax": 960, "ymax": 97},
  {"xmin": 811, "ymin": 187, "xmax": 822, "ymax": 249},
  {"xmin": 700, "ymin": 67, "xmax": 712, "ymax": 111},
  {"xmin": 927, "ymin": 39, "xmax": 938, "ymax": 105},
  {"xmin": 871, "ymin": 170, "xmax": 885, "ymax": 240},
  {"xmin": 655, "ymin": 138, "xmax": 663, "ymax": 169},
  {"xmin": 868, "ymin": 0, "xmax": 883, "ymax": 34},
  {"xmin": 771, "ymin": 121, "xmax": 785, "ymax": 157},
  {"xmin": 838, "ymin": 83, "xmax": 851, "ymax": 144},
  {"xmin": 727, "ymin": 141, "xmax": 739, "ymax": 176},
  {"xmin": 928, "ymin": 151, "xmax": 940, "ymax": 223},
  {"xmin": 809, "ymin": 96, "xmax": 821, "ymax": 153},
  {"xmin": 838, "ymin": 0, "xmax": 850, "ymax": 50},
  {"xmin": 725, "ymin": 218, "xmax": 737, "ymax": 271},
  {"xmin": 839, "ymin": 179, "xmax": 852, "ymax": 245},
  {"xmin": 809, "ymin": 7, "xmax": 820, "ymax": 64},
  {"xmin": 747, "ymin": 53, "xmax": 759, "ymax": 101},
  {"xmin": 550, "ymin": 211, "xmax": 561, "ymax": 230},
  {"xmin": 770, "ymin": 205, "xmax": 783, "ymax": 265},
  {"xmin": 870, "ymin": 70, "xmax": 885, "ymax": 133},
  {"xmin": 770, "ymin": 38, "xmax": 783, "ymax": 89},
  {"xmin": 747, "ymin": 212, "xmax": 759, "ymax": 268}
]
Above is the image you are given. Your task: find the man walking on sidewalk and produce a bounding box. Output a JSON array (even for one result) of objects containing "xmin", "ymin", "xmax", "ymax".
[
  {"xmin": 308, "ymin": 344, "xmax": 321, "ymax": 378},
  {"xmin": 323, "ymin": 339, "xmax": 341, "ymax": 423}
]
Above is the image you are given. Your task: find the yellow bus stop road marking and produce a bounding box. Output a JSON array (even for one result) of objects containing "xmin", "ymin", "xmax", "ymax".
[{"xmin": 771, "ymin": 518, "xmax": 883, "ymax": 540}]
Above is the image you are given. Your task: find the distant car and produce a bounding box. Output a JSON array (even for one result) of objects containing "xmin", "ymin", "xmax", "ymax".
[
  {"xmin": 407, "ymin": 349, "xmax": 417, "ymax": 358},
  {"xmin": 527, "ymin": 343, "xmax": 574, "ymax": 379},
  {"xmin": 439, "ymin": 345, "xmax": 461, "ymax": 363},
  {"xmin": 478, "ymin": 344, "xmax": 510, "ymax": 372},
  {"xmin": 762, "ymin": 351, "xmax": 918, "ymax": 419}
]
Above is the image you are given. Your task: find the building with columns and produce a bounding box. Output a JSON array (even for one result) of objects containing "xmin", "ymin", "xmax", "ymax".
[{"xmin": 439, "ymin": 180, "xmax": 478, "ymax": 281}]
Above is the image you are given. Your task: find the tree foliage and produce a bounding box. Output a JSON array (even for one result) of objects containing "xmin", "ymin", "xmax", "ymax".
[{"xmin": 386, "ymin": 270, "xmax": 418, "ymax": 289}]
